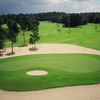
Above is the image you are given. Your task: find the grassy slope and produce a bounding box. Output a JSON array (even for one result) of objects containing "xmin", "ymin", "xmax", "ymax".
[
  {"xmin": 3, "ymin": 21, "xmax": 100, "ymax": 50},
  {"xmin": 0, "ymin": 54, "xmax": 100, "ymax": 91},
  {"xmin": 39, "ymin": 22, "xmax": 100, "ymax": 50},
  {"xmin": 3, "ymin": 22, "xmax": 100, "ymax": 50}
]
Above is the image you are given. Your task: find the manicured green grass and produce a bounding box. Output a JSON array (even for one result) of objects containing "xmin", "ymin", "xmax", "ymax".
[
  {"xmin": 3, "ymin": 21, "xmax": 100, "ymax": 50},
  {"xmin": 0, "ymin": 54, "xmax": 100, "ymax": 91},
  {"xmin": 39, "ymin": 22, "xmax": 100, "ymax": 50}
]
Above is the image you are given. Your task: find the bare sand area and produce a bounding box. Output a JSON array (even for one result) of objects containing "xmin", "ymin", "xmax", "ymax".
[
  {"xmin": 0, "ymin": 84, "xmax": 100, "ymax": 100},
  {"xmin": 0, "ymin": 43, "xmax": 100, "ymax": 59},
  {"xmin": 26, "ymin": 70, "xmax": 48, "ymax": 76}
]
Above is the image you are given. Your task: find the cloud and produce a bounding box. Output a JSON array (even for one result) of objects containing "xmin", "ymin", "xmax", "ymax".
[{"xmin": 0, "ymin": 0, "xmax": 100, "ymax": 14}]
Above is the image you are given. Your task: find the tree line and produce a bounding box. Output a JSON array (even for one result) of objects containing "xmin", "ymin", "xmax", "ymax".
[
  {"xmin": 0, "ymin": 12, "xmax": 100, "ymax": 27},
  {"xmin": 34, "ymin": 12, "xmax": 100, "ymax": 27}
]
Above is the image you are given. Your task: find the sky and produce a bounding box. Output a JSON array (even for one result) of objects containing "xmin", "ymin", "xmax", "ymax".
[{"xmin": 0, "ymin": 0, "xmax": 100, "ymax": 14}]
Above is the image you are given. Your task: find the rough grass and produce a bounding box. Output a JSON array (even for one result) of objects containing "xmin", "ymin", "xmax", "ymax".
[{"xmin": 0, "ymin": 54, "xmax": 100, "ymax": 91}]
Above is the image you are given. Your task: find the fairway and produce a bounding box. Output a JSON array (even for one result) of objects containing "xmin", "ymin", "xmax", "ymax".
[
  {"xmin": 0, "ymin": 54, "xmax": 100, "ymax": 91},
  {"xmin": 3, "ymin": 21, "xmax": 100, "ymax": 50}
]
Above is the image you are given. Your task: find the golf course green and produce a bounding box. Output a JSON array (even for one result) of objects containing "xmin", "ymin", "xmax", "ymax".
[{"xmin": 0, "ymin": 54, "xmax": 100, "ymax": 91}]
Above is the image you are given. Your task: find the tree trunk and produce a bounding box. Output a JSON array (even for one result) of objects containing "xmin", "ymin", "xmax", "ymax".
[
  {"xmin": 0, "ymin": 49, "xmax": 2, "ymax": 56},
  {"xmin": 68, "ymin": 27, "xmax": 70, "ymax": 33},
  {"xmin": 34, "ymin": 42, "xmax": 36, "ymax": 49},
  {"xmin": 23, "ymin": 31, "xmax": 26, "ymax": 44},
  {"xmin": 3, "ymin": 41, "xmax": 6, "ymax": 52},
  {"xmin": 11, "ymin": 42, "xmax": 14, "ymax": 53},
  {"xmin": 32, "ymin": 44, "xmax": 33, "ymax": 49},
  {"xmin": 95, "ymin": 25, "xmax": 97, "ymax": 32}
]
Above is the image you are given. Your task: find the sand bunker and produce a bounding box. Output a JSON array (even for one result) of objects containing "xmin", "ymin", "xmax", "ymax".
[
  {"xmin": 1, "ymin": 43, "xmax": 100, "ymax": 59},
  {"xmin": 26, "ymin": 70, "xmax": 48, "ymax": 76}
]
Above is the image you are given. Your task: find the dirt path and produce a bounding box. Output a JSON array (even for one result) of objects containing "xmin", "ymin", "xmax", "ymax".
[
  {"xmin": 0, "ymin": 84, "xmax": 100, "ymax": 100},
  {"xmin": 0, "ymin": 43, "xmax": 100, "ymax": 100},
  {"xmin": 0, "ymin": 43, "xmax": 100, "ymax": 59}
]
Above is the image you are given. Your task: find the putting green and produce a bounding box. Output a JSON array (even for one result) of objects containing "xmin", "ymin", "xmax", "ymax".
[{"xmin": 0, "ymin": 54, "xmax": 100, "ymax": 91}]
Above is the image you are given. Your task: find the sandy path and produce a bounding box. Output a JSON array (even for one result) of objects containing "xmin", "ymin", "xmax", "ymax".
[
  {"xmin": 0, "ymin": 43, "xmax": 100, "ymax": 100},
  {"xmin": 0, "ymin": 84, "xmax": 100, "ymax": 100},
  {"xmin": 1, "ymin": 43, "xmax": 100, "ymax": 59}
]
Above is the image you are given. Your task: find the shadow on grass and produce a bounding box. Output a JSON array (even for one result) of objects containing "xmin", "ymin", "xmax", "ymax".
[
  {"xmin": 0, "ymin": 54, "xmax": 3, "ymax": 57},
  {"xmin": 6, "ymin": 52, "xmax": 15, "ymax": 56},
  {"xmin": 29, "ymin": 48, "xmax": 38, "ymax": 51},
  {"xmin": 18, "ymin": 44, "xmax": 28, "ymax": 47}
]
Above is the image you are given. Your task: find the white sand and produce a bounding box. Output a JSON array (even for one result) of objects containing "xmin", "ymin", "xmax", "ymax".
[
  {"xmin": 0, "ymin": 43, "xmax": 100, "ymax": 59},
  {"xmin": 0, "ymin": 84, "xmax": 100, "ymax": 100},
  {"xmin": 26, "ymin": 70, "xmax": 48, "ymax": 76},
  {"xmin": 0, "ymin": 43, "xmax": 100, "ymax": 100}
]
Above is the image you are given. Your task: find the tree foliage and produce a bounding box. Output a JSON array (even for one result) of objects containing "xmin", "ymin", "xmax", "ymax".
[
  {"xmin": 7, "ymin": 19, "xmax": 19, "ymax": 53},
  {"xmin": 28, "ymin": 18, "xmax": 40, "ymax": 49},
  {"xmin": 0, "ymin": 25, "xmax": 4, "ymax": 49}
]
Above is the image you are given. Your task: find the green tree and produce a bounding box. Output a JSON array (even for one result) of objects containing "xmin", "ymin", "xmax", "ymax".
[
  {"xmin": 0, "ymin": 18, "xmax": 3, "ymax": 25},
  {"xmin": 94, "ymin": 16, "xmax": 100, "ymax": 32},
  {"xmin": 18, "ymin": 16, "xmax": 29, "ymax": 46},
  {"xmin": 7, "ymin": 19, "xmax": 19, "ymax": 54},
  {"xmin": 28, "ymin": 18, "xmax": 40, "ymax": 50},
  {"xmin": 56, "ymin": 23, "xmax": 61, "ymax": 32},
  {"xmin": 0, "ymin": 25, "xmax": 4, "ymax": 56},
  {"xmin": 29, "ymin": 31, "xmax": 40, "ymax": 50}
]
